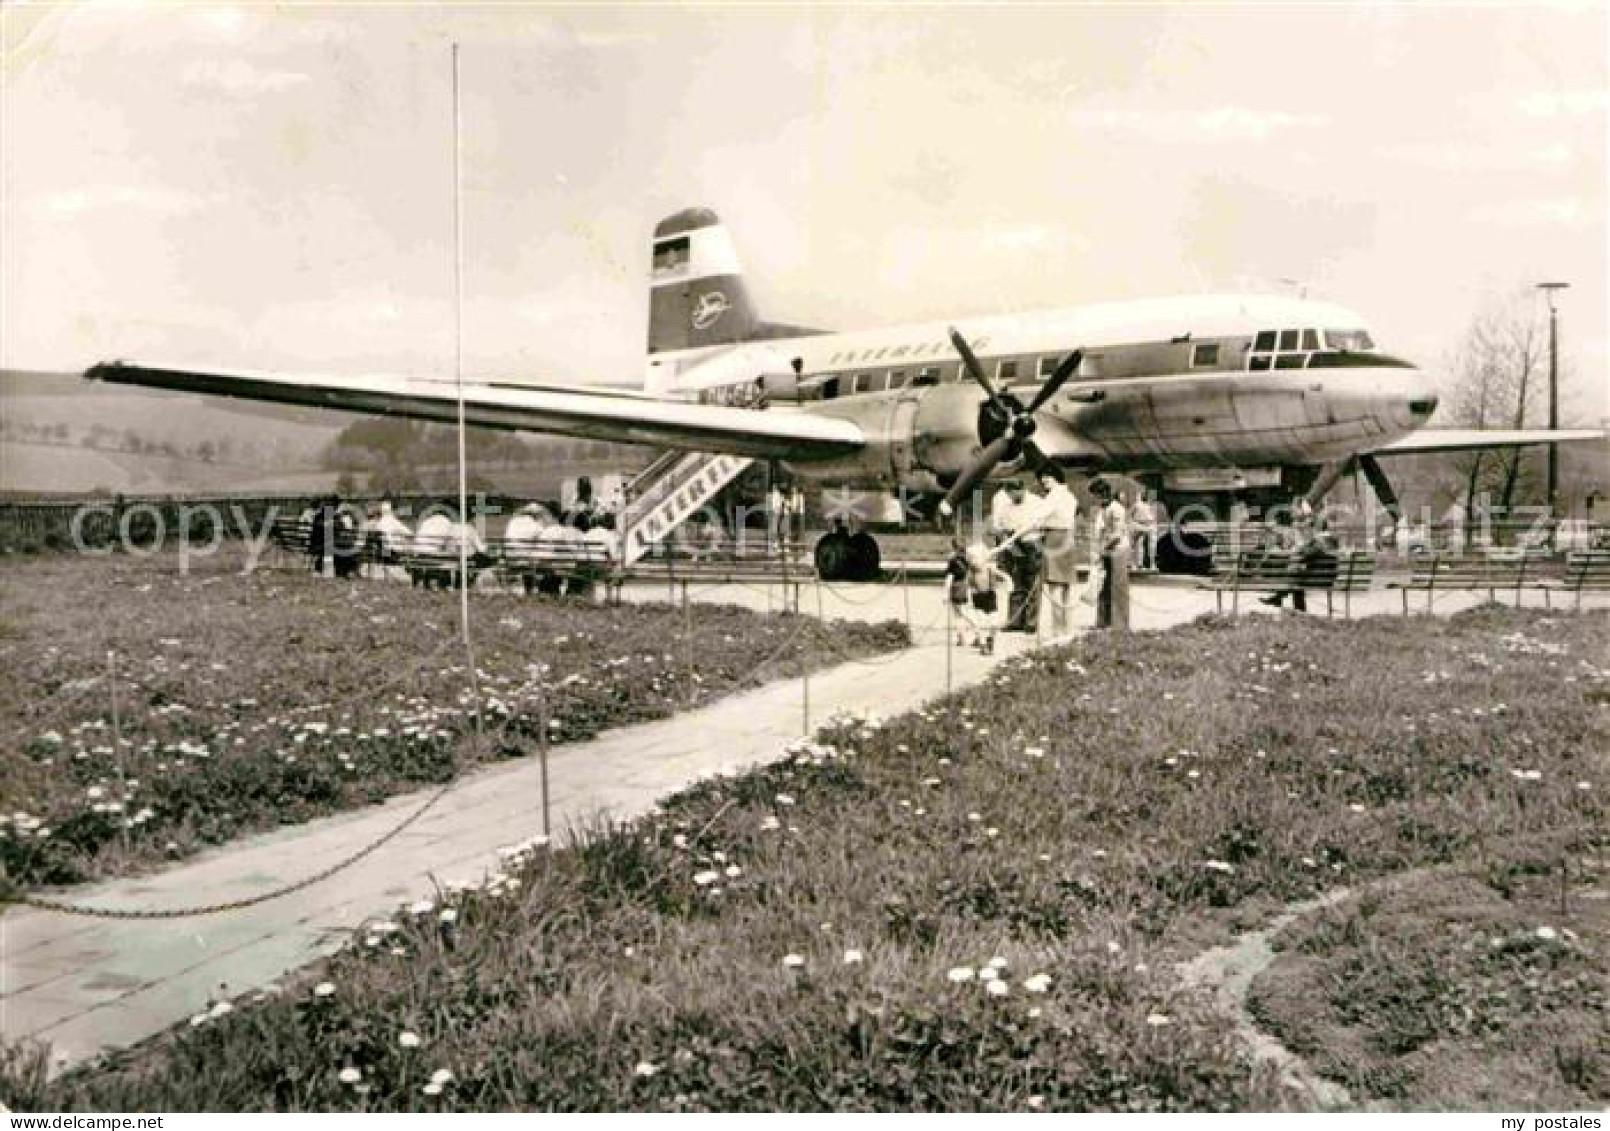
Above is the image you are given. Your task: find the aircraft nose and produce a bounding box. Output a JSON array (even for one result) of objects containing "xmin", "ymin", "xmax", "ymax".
[{"xmin": 1408, "ymin": 392, "xmax": 1438, "ymax": 418}]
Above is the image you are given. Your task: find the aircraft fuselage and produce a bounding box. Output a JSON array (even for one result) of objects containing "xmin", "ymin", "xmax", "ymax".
[{"xmin": 655, "ymin": 293, "xmax": 1438, "ymax": 491}]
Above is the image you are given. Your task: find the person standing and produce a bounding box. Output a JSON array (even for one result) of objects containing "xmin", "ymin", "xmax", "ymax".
[
  {"xmin": 996, "ymin": 479, "xmax": 1048, "ymax": 633},
  {"xmin": 308, "ymin": 495, "xmax": 338, "ymax": 575},
  {"xmin": 767, "ymin": 483, "xmax": 786, "ymax": 550},
  {"xmin": 1090, "ymin": 479, "xmax": 1131, "ymax": 630},
  {"xmin": 989, "ymin": 482, "xmax": 1016, "ymax": 545},
  {"xmin": 1130, "ymin": 489, "xmax": 1161, "ymax": 572},
  {"xmin": 331, "ymin": 501, "xmax": 361, "ymax": 579},
  {"xmin": 1037, "ymin": 467, "xmax": 1080, "ymax": 639}
]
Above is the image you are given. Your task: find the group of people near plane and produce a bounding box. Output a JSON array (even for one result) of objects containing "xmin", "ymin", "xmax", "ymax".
[
  {"xmin": 947, "ymin": 474, "xmax": 1165, "ymax": 651},
  {"xmin": 298, "ymin": 497, "xmax": 620, "ymax": 580}
]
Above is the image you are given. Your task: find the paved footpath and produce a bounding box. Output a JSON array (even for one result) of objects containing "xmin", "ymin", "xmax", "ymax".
[{"xmin": 1, "ymin": 634, "xmax": 1029, "ymax": 1073}]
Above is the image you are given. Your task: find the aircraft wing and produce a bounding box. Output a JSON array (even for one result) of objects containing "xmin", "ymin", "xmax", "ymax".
[
  {"xmin": 1370, "ymin": 428, "xmax": 1605, "ymax": 456},
  {"xmin": 86, "ymin": 362, "xmax": 864, "ymax": 461}
]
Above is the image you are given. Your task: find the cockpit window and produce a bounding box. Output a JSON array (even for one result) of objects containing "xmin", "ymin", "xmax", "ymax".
[
  {"xmin": 1325, "ymin": 329, "xmax": 1375, "ymax": 352},
  {"xmin": 1249, "ymin": 328, "xmax": 1320, "ymax": 372}
]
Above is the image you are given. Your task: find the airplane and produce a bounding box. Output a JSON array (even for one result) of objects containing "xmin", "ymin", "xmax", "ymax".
[{"xmin": 87, "ymin": 206, "xmax": 1602, "ymax": 579}]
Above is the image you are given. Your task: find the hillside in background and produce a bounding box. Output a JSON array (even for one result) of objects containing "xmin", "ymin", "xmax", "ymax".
[{"xmin": 0, "ymin": 371, "xmax": 651, "ymax": 499}]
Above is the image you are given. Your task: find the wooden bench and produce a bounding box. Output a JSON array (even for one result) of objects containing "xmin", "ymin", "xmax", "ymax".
[
  {"xmin": 1200, "ymin": 548, "xmax": 1377, "ymax": 618},
  {"xmin": 1389, "ymin": 550, "xmax": 1548, "ymax": 614},
  {"xmin": 396, "ymin": 546, "xmax": 496, "ymax": 590},
  {"xmin": 629, "ymin": 541, "xmax": 808, "ymax": 612},
  {"xmin": 1541, "ymin": 550, "xmax": 1610, "ymax": 611},
  {"xmin": 268, "ymin": 517, "xmax": 383, "ymax": 577},
  {"xmin": 490, "ymin": 536, "xmax": 622, "ymax": 602}
]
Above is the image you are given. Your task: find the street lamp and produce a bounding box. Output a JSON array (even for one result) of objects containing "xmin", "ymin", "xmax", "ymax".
[{"xmin": 1537, "ymin": 281, "xmax": 1569, "ymax": 520}]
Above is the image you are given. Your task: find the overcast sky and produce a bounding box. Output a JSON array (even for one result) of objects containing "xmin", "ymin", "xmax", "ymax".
[{"xmin": 3, "ymin": 1, "xmax": 1605, "ymax": 417}]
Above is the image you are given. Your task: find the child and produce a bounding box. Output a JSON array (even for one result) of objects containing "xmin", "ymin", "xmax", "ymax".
[{"xmin": 948, "ymin": 540, "xmax": 1011, "ymax": 654}]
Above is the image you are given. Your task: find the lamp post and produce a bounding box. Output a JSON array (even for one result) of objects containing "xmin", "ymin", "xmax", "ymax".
[{"xmin": 1537, "ymin": 281, "xmax": 1569, "ymax": 522}]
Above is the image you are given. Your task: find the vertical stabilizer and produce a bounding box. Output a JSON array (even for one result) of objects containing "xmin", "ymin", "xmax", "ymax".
[{"xmin": 646, "ymin": 208, "xmax": 759, "ymax": 373}]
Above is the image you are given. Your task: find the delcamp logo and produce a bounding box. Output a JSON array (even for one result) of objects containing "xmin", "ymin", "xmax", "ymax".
[{"xmin": 691, "ymin": 291, "xmax": 731, "ymax": 331}]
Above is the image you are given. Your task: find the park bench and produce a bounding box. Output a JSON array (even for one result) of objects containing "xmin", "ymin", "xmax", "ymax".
[
  {"xmin": 490, "ymin": 536, "xmax": 622, "ymax": 602},
  {"xmin": 628, "ymin": 540, "xmax": 808, "ymax": 612},
  {"xmin": 1200, "ymin": 547, "xmax": 1377, "ymax": 618},
  {"xmin": 1540, "ymin": 550, "xmax": 1610, "ymax": 611},
  {"xmin": 268, "ymin": 516, "xmax": 383, "ymax": 577},
  {"xmin": 1389, "ymin": 549, "xmax": 1548, "ymax": 614},
  {"xmin": 396, "ymin": 542, "xmax": 496, "ymax": 590}
]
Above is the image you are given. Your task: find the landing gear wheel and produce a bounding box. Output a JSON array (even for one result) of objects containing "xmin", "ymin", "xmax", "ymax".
[
  {"xmin": 814, "ymin": 530, "xmax": 850, "ymax": 581},
  {"xmin": 847, "ymin": 531, "xmax": 881, "ymax": 581}
]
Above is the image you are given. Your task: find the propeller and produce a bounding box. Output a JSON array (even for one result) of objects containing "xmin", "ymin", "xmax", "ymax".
[{"xmin": 937, "ymin": 328, "xmax": 1082, "ymax": 517}]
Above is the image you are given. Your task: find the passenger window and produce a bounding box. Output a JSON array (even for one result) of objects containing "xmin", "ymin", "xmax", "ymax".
[
  {"xmin": 914, "ymin": 366, "xmax": 940, "ymax": 387},
  {"xmin": 997, "ymin": 359, "xmax": 1019, "ymax": 383},
  {"xmin": 886, "ymin": 372, "xmax": 905, "ymax": 391},
  {"xmin": 1037, "ymin": 356, "xmax": 1061, "ymax": 379},
  {"xmin": 823, "ymin": 377, "xmax": 840, "ymax": 400},
  {"xmin": 1301, "ymin": 329, "xmax": 1320, "ymax": 351},
  {"xmin": 1275, "ymin": 354, "xmax": 1307, "ymax": 369},
  {"xmin": 1254, "ymin": 330, "xmax": 1277, "ymax": 352},
  {"xmin": 1191, "ymin": 343, "xmax": 1220, "ymax": 367},
  {"xmin": 1277, "ymin": 329, "xmax": 1301, "ymax": 351},
  {"xmin": 1250, "ymin": 355, "xmax": 1273, "ymax": 371},
  {"xmin": 852, "ymin": 373, "xmax": 870, "ymax": 394}
]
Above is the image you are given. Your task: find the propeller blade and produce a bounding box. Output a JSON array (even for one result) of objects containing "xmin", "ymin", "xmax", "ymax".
[
  {"xmin": 948, "ymin": 326, "xmax": 1009, "ymax": 418},
  {"xmin": 1019, "ymin": 439, "xmax": 1051, "ymax": 477},
  {"xmin": 939, "ymin": 434, "xmax": 1016, "ymax": 516},
  {"xmin": 1025, "ymin": 349, "xmax": 1082, "ymax": 415}
]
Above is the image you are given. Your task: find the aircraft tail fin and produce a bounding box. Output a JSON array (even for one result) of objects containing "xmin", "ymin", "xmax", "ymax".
[{"xmin": 646, "ymin": 208, "xmax": 759, "ymax": 360}]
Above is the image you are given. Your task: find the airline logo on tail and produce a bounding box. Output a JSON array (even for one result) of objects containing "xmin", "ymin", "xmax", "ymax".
[{"xmin": 691, "ymin": 291, "xmax": 731, "ymax": 330}]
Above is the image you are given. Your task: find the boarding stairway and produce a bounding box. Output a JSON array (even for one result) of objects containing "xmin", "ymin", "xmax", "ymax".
[{"xmin": 619, "ymin": 450, "xmax": 754, "ymax": 566}]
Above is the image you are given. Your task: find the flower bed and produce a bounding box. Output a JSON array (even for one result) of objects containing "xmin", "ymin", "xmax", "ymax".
[{"xmin": 0, "ymin": 551, "xmax": 907, "ymax": 886}]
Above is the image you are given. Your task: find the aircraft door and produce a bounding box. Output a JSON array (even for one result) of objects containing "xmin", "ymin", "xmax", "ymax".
[{"xmin": 888, "ymin": 391, "xmax": 922, "ymax": 483}]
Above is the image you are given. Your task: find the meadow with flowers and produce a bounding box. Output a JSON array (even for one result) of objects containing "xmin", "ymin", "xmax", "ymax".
[
  {"xmin": 2, "ymin": 602, "xmax": 1604, "ymax": 1111},
  {"xmin": 0, "ymin": 549, "xmax": 906, "ymax": 888}
]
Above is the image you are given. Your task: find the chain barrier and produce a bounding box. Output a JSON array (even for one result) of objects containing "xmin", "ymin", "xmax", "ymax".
[{"xmin": 1, "ymin": 631, "xmax": 538, "ymax": 919}]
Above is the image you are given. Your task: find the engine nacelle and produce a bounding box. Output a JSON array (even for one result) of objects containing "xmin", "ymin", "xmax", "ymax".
[{"xmin": 789, "ymin": 384, "xmax": 981, "ymax": 491}]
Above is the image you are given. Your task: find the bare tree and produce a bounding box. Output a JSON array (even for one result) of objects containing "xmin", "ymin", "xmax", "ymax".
[{"xmin": 1444, "ymin": 291, "xmax": 1548, "ymax": 528}]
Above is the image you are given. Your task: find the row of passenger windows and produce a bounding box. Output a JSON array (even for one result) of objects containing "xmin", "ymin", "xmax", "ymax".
[
  {"xmin": 811, "ymin": 329, "xmax": 1374, "ymax": 398},
  {"xmin": 822, "ymin": 357, "xmax": 1067, "ymax": 398},
  {"xmin": 819, "ymin": 345, "xmax": 1223, "ymax": 399}
]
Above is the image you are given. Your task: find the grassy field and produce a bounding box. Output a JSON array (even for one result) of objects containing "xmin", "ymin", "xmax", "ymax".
[
  {"xmin": 0, "ymin": 549, "xmax": 907, "ymax": 888},
  {"xmin": 2, "ymin": 605, "xmax": 1603, "ymax": 1111}
]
